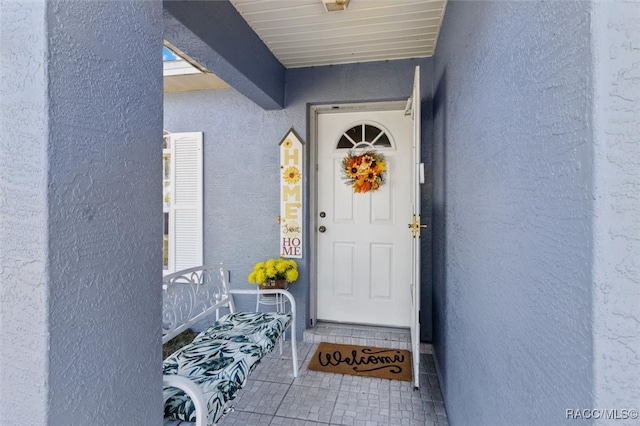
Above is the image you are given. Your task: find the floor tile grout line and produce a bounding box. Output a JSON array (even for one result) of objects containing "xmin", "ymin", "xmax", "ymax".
[
  {"xmin": 326, "ymin": 372, "xmax": 344, "ymax": 425},
  {"xmin": 269, "ymin": 414, "xmax": 333, "ymax": 425},
  {"xmin": 307, "ymin": 340, "xmax": 339, "ymax": 423},
  {"xmin": 386, "ymin": 371, "xmax": 392, "ymax": 426},
  {"xmin": 267, "ymin": 378, "xmax": 293, "ymax": 426},
  {"xmin": 267, "ymin": 342, "xmax": 330, "ymax": 425}
]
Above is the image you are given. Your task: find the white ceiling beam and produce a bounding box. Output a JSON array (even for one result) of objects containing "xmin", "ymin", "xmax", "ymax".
[
  {"xmin": 278, "ymin": 42, "xmax": 435, "ymax": 61},
  {"xmin": 255, "ymin": 11, "xmax": 443, "ymax": 35},
  {"xmin": 266, "ymin": 26, "xmax": 440, "ymax": 47},
  {"xmin": 285, "ymin": 50, "xmax": 434, "ymax": 68},
  {"xmin": 277, "ymin": 34, "xmax": 437, "ymax": 55}
]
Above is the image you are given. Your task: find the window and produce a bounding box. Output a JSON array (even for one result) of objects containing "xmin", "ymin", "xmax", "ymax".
[
  {"xmin": 163, "ymin": 132, "xmax": 171, "ymax": 270},
  {"xmin": 163, "ymin": 131, "xmax": 203, "ymax": 273},
  {"xmin": 337, "ymin": 123, "xmax": 393, "ymax": 149}
]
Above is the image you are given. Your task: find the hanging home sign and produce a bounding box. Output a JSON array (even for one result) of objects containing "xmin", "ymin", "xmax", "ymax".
[{"xmin": 279, "ymin": 128, "xmax": 304, "ymax": 258}]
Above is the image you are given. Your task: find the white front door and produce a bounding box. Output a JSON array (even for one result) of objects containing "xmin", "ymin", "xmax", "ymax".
[
  {"xmin": 316, "ymin": 106, "xmax": 413, "ymax": 327},
  {"xmin": 409, "ymin": 66, "xmax": 422, "ymax": 388}
]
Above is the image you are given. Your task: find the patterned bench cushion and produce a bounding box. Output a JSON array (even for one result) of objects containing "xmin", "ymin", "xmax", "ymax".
[
  {"xmin": 163, "ymin": 312, "xmax": 291, "ymax": 423},
  {"xmin": 163, "ymin": 339, "xmax": 263, "ymax": 423},
  {"xmin": 192, "ymin": 311, "xmax": 292, "ymax": 355}
]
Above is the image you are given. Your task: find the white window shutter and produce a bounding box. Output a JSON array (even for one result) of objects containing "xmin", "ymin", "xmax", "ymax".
[{"xmin": 169, "ymin": 132, "xmax": 203, "ymax": 272}]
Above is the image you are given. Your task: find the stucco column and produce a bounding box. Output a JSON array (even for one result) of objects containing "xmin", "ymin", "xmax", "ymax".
[
  {"xmin": 0, "ymin": 1, "xmax": 163, "ymax": 425},
  {"xmin": 591, "ymin": 1, "xmax": 640, "ymax": 418}
]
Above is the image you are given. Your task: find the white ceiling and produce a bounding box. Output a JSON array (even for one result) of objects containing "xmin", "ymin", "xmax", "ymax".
[
  {"xmin": 229, "ymin": 0, "xmax": 448, "ymax": 68},
  {"xmin": 163, "ymin": 0, "xmax": 447, "ymax": 92}
]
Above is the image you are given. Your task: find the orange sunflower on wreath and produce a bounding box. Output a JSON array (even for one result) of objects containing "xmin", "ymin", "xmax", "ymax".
[{"xmin": 341, "ymin": 150, "xmax": 387, "ymax": 193}]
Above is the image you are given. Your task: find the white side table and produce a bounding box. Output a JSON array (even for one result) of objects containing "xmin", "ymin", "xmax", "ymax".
[
  {"xmin": 255, "ymin": 282, "xmax": 290, "ymax": 313},
  {"xmin": 255, "ymin": 282, "xmax": 291, "ymax": 355}
]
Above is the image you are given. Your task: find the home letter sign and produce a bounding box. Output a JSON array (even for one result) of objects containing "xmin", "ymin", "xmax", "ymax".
[{"xmin": 280, "ymin": 128, "xmax": 304, "ymax": 258}]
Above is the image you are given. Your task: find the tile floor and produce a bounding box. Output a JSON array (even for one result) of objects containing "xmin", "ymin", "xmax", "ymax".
[{"xmin": 165, "ymin": 324, "xmax": 449, "ymax": 426}]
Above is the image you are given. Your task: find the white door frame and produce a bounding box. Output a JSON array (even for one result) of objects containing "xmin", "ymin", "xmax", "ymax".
[{"xmin": 309, "ymin": 100, "xmax": 408, "ymax": 328}]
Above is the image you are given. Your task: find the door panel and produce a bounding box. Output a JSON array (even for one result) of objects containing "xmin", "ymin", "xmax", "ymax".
[
  {"xmin": 332, "ymin": 159, "xmax": 355, "ymax": 222},
  {"xmin": 333, "ymin": 243, "xmax": 356, "ymax": 296},
  {"xmin": 370, "ymin": 244, "xmax": 393, "ymax": 298}
]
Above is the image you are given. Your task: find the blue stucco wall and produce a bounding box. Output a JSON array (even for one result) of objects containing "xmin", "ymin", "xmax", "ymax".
[
  {"xmin": 591, "ymin": 1, "xmax": 640, "ymax": 417},
  {"xmin": 165, "ymin": 89, "xmax": 299, "ymax": 331},
  {"xmin": 432, "ymin": 1, "xmax": 594, "ymax": 424},
  {"xmin": 1, "ymin": 2, "xmax": 51, "ymax": 422},
  {"xmin": 1, "ymin": 1, "xmax": 163, "ymax": 424},
  {"xmin": 164, "ymin": 58, "xmax": 434, "ymax": 340}
]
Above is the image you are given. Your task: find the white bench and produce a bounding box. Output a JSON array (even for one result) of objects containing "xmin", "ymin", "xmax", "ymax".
[{"xmin": 162, "ymin": 264, "xmax": 298, "ymax": 426}]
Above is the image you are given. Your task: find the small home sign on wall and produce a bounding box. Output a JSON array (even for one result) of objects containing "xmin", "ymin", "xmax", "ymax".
[{"xmin": 279, "ymin": 128, "xmax": 304, "ymax": 258}]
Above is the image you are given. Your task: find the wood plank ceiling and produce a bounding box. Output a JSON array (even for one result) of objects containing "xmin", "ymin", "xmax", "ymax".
[{"xmin": 229, "ymin": 0, "xmax": 448, "ymax": 68}]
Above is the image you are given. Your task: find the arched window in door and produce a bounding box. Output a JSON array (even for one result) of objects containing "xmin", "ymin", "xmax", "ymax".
[{"xmin": 336, "ymin": 123, "xmax": 393, "ymax": 149}]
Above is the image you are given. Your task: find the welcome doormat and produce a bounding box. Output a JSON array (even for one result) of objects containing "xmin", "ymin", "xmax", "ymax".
[{"xmin": 307, "ymin": 342, "xmax": 412, "ymax": 382}]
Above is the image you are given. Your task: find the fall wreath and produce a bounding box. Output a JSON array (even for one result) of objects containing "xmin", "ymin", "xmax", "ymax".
[{"xmin": 341, "ymin": 150, "xmax": 387, "ymax": 193}]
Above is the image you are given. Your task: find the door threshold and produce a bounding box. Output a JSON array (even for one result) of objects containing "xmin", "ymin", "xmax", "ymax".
[
  {"xmin": 312, "ymin": 320, "xmax": 409, "ymax": 333},
  {"xmin": 304, "ymin": 320, "xmax": 432, "ymax": 354},
  {"xmin": 304, "ymin": 320, "xmax": 410, "ymax": 349}
]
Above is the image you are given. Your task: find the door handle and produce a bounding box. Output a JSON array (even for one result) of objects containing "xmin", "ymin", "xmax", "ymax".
[
  {"xmin": 319, "ymin": 226, "xmax": 327, "ymax": 233},
  {"xmin": 407, "ymin": 224, "xmax": 428, "ymax": 229},
  {"xmin": 408, "ymin": 214, "xmax": 427, "ymax": 238}
]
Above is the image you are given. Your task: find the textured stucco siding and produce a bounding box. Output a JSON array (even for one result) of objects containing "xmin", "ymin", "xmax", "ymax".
[
  {"xmin": 432, "ymin": 2, "xmax": 594, "ymax": 424},
  {"xmin": 591, "ymin": 1, "xmax": 640, "ymax": 419},
  {"xmin": 164, "ymin": 89, "xmax": 300, "ymax": 332},
  {"xmin": 46, "ymin": 2, "xmax": 164, "ymax": 424},
  {"xmin": 0, "ymin": 2, "xmax": 50, "ymax": 424},
  {"xmin": 1, "ymin": 1, "xmax": 164, "ymax": 424},
  {"xmin": 164, "ymin": 58, "xmax": 434, "ymax": 340}
]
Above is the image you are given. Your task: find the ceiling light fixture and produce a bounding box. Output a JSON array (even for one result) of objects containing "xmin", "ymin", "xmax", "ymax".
[{"xmin": 322, "ymin": 0, "xmax": 350, "ymax": 12}]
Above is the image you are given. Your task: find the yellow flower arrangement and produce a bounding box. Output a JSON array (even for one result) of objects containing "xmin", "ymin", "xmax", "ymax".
[
  {"xmin": 283, "ymin": 166, "xmax": 301, "ymax": 185},
  {"xmin": 341, "ymin": 150, "xmax": 387, "ymax": 193},
  {"xmin": 248, "ymin": 258, "xmax": 299, "ymax": 285}
]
